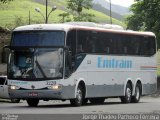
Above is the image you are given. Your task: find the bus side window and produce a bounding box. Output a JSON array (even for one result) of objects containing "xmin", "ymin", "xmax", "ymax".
[
  {"xmin": 77, "ymin": 30, "xmax": 89, "ymax": 53},
  {"xmin": 66, "ymin": 30, "xmax": 76, "ymax": 57},
  {"xmin": 104, "ymin": 47, "xmax": 110, "ymax": 54},
  {"xmin": 66, "ymin": 30, "xmax": 76, "ymax": 77},
  {"xmin": 148, "ymin": 37, "xmax": 156, "ymax": 55},
  {"xmin": 77, "ymin": 45, "xmax": 84, "ymax": 53},
  {"xmin": 124, "ymin": 46, "xmax": 127, "ymax": 54},
  {"xmin": 88, "ymin": 40, "xmax": 95, "ymax": 53},
  {"xmin": 144, "ymin": 37, "xmax": 156, "ymax": 56}
]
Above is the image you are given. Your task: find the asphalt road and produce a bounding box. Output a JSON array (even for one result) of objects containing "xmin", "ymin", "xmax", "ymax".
[{"xmin": 0, "ymin": 96, "xmax": 160, "ymax": 120}]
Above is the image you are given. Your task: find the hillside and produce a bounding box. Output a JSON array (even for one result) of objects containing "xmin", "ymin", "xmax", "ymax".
[
  {"xmin": 0, "ymin": 0, "xmax": 64, "ymax": 29},
  {"xmin": 0, "ymin": 0, "xmax": 125, "ymax": 29},
  {"xmin": 93, "ymin": 0, "xmax": 130, "ymax": 15},
  {"xmin": 93, "ymin": 4, "xmax": 124, "ymax": 21},
  {"xmin": 32, "ymin": 0, "xmax": 125, "ymax": 22}
]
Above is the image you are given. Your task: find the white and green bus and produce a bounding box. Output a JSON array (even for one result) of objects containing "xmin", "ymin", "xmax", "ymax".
[{"xmin": 7, "ymin": 23, "xmax": 157, "ymax": 107}]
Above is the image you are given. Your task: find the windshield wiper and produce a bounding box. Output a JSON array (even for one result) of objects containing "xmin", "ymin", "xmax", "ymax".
[{"xmin": 35, "ymin": 60, "xmax": 47, "ymax": 78}]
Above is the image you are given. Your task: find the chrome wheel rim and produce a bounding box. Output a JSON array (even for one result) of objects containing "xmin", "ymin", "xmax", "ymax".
[
  {"xmin": 126, "ymin": 87, "xmax": 131, "ymax": 101},
  {"xmin": 135, "ymin": 86, "xmax": 140, "ymax": 100},
  {"xmin": 76, "ymin": 88, "xmax": 82, "ymax": 104}
]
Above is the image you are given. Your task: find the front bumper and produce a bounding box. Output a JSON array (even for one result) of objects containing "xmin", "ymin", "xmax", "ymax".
[{"xmin": 8, "ymin": 86, "xmax": 75, "ymax": 100}]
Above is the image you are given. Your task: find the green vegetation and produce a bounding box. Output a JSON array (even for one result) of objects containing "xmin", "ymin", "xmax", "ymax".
[
  {"xmin": 0, "ymin": 0, "xmax": 64, "ymax": 29},
  {"xmin": 67, "ymin": 0, "xmax": 93, "ymax": 16},
  {"xmin": 66, "ymin": 0, "xmax": 94, "ymax": 21},
  {"xmin": 0, "ymin": 0, "xmax": 13, "ymax": 3},
  {"xmin": 125, "ymin": 0, "xmax": 160, "ymax": 76},
  {"xmin": 126, "ymin": 0, "xmax": 160, "ymax": 48},
  {"xmin": 0, "ymin": 0, "xmax": 125, "ymax": 29}
]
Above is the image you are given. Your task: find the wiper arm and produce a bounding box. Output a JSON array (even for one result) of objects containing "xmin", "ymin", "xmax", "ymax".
[{"xmin": 35, "ymin": 60, "xmax": 47, "ymax": 78}]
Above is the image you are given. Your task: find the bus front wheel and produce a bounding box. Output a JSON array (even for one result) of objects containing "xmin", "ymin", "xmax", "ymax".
[
  {"xmin": 26, "ymin": 99, "xmax": 39, "ymax": 107},
  {"xmin": 70, "ymin": 86, "xmax": 83, "ymax": 106}
]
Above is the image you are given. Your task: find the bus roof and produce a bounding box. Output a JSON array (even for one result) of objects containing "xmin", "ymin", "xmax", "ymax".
[{"xmin": 13, "ymin": 23, "xmax": 155, "ymax": 37}]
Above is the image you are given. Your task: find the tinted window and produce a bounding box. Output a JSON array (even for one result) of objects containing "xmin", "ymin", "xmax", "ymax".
[
  {"xmin": 66, "ymin": 30, "xmax": 76, "ymax": 56},
  {"xmin": 0, "ymin": 77, "xmax": 6, "ymax": 85},
  {"xmin": 70, "ymin": 29, "xmax": 156, "ymax": 56},
  {"xmin": 140, "ymin": 36, "xmax": 156, "ymax": 56},
  {"xmin": 66, "ymin": 30, "xmax": 77, "ymax": 77},
  {"xmin": 77, "ymin": 30, "xmax": 97, "ymax": 54},
  {"xmin": 98, "ymin": 32, "xmax": 117, "ymax": 54},
  {"xmin": 77, "ymin": 30, "xmax": 89, "ymax": 53},
  {"xmin": 120, "ymin": 35, "xmax": 141, "ymax": 55},
  {"xmin": 12, "ymin": 31, "xmax": 65, "ymax": 46}
]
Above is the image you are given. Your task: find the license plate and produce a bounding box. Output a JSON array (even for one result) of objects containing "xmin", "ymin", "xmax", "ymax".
[{"xmin": 28, "ymin": 92, "xmax": 38, "ymax": 97}]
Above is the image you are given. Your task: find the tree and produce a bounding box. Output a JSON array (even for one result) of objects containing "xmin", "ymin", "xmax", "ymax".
[
  {"xmin": 73, "ymin": 13, "xmax": 95, "ymax": 22},
  {"xmin": 67, "ymin": 0, "xmax": 93, "ymax": 16},
  {"xmin": 0, "ymin": 0, "xmax": 13, "ymax": 3},
  {"xmin": 59, "ymin": 12, "xmax": 71, "ymax": 23},
  {"xmin": 126, "ymin": 0, "xmax": 160, "ymax": 47},
  {"xmin": 66, "ymin": 0, "xmax": 95, "ymax": 22}
]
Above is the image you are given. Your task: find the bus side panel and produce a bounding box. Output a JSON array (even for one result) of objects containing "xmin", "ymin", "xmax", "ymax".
[
  {"xmin": 60, "ymin": 72, "xmax": 88, "ymax": 99},
  {"xmin": 142, "ymin": 83, "xmax": 157, "ymax": 95},
  {"xmin": 75, "ymin": 55, "xmax": 157, "ymax": 98},
  {"xmin": 141, "ymin": 71, "xmax": 157, "ymax": 95}
]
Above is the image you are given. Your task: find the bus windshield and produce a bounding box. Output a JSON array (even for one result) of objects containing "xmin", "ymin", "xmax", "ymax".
[
  {"xmin": 8, "ymin": 48, "xmax": 63, "ymax": 80},
  {"xmin": 8, "ymin": 31, "xmax": 65, "ymax": 80},
  {"xmin": 12, "ymin": 31, "xmax": 65, "ymax": 46}
]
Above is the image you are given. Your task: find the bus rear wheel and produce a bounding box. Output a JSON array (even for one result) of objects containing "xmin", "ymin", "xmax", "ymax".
[
  {"xmin": 82, "ymin": 99, "xmax": 88, "ymax": 105},
  {"xmin": 131, "ymin": 83, "xmax": 141, "ymax": 103},
  {"xmin": 26, "ymin": 99, "xmax": 39, "ymax": 107},
  {"xmin": 70, "ymin": 86, "xmax": 83, "ymax": 106},
  {"xmin": 120, "ymin": 83, "xmax": 132, "ymax": 103}
]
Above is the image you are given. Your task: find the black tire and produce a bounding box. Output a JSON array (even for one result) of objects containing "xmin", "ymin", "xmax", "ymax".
[
  {"xmin": 120, "ymin": 83, "xmax": 132, "ymax": 103},
  {"xmin": 11, "ymin": 99, "xmax": 20, "ymax": 103},
  {"xmin": 89, "ymin": 98, "xmax": 105, "ymax": 104},
  {"xmin": 131, "ymin": 83, "xmax": 141, "ymax": 103},
  {"xmin": 70, "ymin": 86, "xmax": 83, "ymax": 106},
  {"xmin": 26, "ymin": 99, "xmax": 39, "ymax": 107},
  {"xmin": 82, "ymin": 99, "xmax": 88, "ymax": 105}
]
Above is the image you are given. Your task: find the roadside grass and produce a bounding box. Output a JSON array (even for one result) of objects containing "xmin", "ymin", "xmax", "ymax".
[
  {"xmin": 0, "ymin": 0, "xmax": 125, "ymax": 29},
  {"xmin": 0, "ymin": 0, "xmax": 64, "ymax": 29}
]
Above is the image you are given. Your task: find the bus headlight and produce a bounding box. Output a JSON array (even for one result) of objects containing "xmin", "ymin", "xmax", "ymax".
[
  {"xmin": 9, "ymin": 85, "xmax": 20, "ymax": 90},
  {"xmin": 48, "ymin": 84, "xmax": 62, "ymax": 90}
]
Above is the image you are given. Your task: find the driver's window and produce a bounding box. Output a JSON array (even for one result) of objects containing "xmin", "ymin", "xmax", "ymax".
[
  {"xmin": 65, "ymin": 30, "xmax": 76, "ymax": 78},
  {"xmin": 5, "ymin": 79, "xmax": 7, "ymax": 85},
  {"xmin": 0, "ymin": 77, "xmax": 6, "ymax": 85}
]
